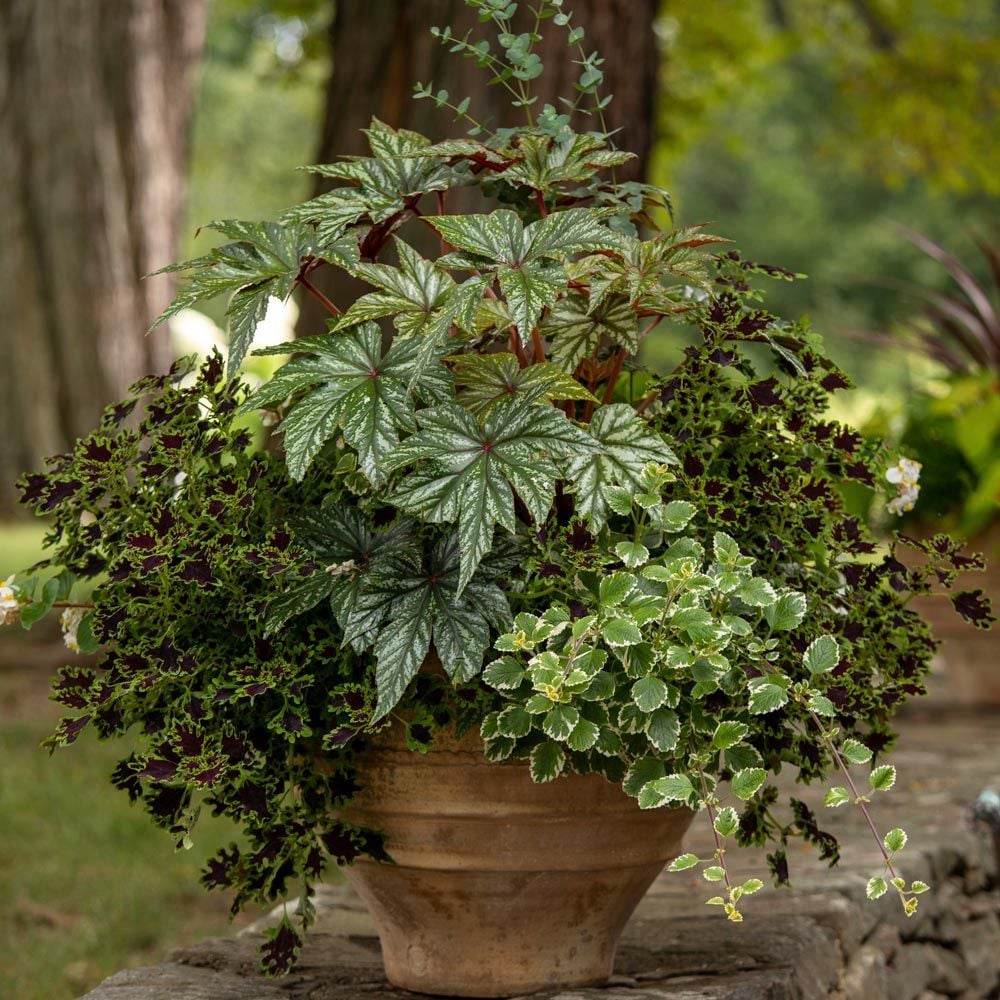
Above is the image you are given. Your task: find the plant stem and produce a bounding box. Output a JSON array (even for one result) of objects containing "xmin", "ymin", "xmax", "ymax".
[
  {"xmin": 296, "ymin": 275, "xmax": 340, "ymax": 317},
  {"xmin": 534, "ymin": 189, "xmax": 548, "ymax": 218},
  {"xmin": 509, "ymin": 329, "xmax": 530, "ymax": 368},
  {"xmin": 698, "ymin": 770, "xmax": 733, "ymax": 892},
  {"xmin": 808, "ymin": 712, "xmax": 900, "ymax": 879},
  {"xmin": 635, "ymin": 389, "xmax": 659, "ymax": 415},
  {"xmin": 531, "ymin": 326, "xmax": 546, "ymax": 363},
  {"xmin": 601, "ymin": 348, "xmax": 627, "ymax": 404}
]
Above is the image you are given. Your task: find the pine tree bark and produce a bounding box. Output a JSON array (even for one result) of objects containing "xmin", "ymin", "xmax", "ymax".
[
  {"xmin": 0, "ymin": 0, "xmax": 207, "ymax": 515},
  {"xmin": 298, "ymin": 0, "xmax": 660, "ymax": 335}
]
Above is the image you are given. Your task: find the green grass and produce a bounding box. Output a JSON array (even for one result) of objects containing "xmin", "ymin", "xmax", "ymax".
[
  {"xmin": 0, "ymin": 705, "xmax": 260, "ymax": 999},
  {"xmin": 0, "ymin": 521, "xmax": 48, "ymax": 582}
]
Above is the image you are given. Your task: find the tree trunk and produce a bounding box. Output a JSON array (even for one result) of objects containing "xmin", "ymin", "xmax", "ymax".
[
  {"xmin": 0, "ymin": 0, "xmax": 207, "ymax": 515},
  {"xmin": 298, "ymin": 0, "xmax": 660, "ymax": 335}
]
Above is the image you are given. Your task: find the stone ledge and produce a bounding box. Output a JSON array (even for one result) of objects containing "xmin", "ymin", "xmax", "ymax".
[{"xmin": 82, "ymin": 714, "xmax": 1000, "ymax": 999}]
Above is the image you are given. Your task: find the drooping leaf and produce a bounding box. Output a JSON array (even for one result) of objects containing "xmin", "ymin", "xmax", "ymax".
[
  {"xmin": 638, "ymin": 772, "xmax": 695, "ymax": 808},
  {"xmin": 152, "ymin": 220, "xmax": 331, "ymax": 376},
  {"xmin": 529, "ymin": 741, "xmax": 566, "ymax": 782},
  {"xmin": 351, "ymin": 535, "xmax": 513, "ymax": 718}
]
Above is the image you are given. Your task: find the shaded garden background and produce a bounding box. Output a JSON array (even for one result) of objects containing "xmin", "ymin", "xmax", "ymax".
[{"xmin": 0, "ymin": 0, "xmax": 996, "ymax": 996}]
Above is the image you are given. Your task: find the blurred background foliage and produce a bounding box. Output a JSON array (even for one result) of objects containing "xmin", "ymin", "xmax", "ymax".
[{"xmin": 0, "ymin": 1, "xmax": 996, "ymax": 996}]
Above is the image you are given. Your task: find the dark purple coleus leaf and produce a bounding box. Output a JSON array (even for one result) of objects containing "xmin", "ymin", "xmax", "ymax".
[
  {"xmin": 747, "ymin": 377, "xmax": 781, "ymax": 409},
  {"xmin": 258, "ymin": 917, "xmax": 302, "ymax": 976},
  {"xmin": 768, "ymin": 849, "xmax": 790, "ymax": 886},
  {"xmin": 951, "ymin": 589, "xmax": 994, "ymax": 629},
  {"xmin": 820, "ymin": 371, "xmax": 851, "ymax": 391},
  {"xmin": 202, "ymin": 845, "xmax": 241, "ymax": 891},
  {"xmin": 181, "ymin": 560, "xmax": 214, "ymax": 586}
]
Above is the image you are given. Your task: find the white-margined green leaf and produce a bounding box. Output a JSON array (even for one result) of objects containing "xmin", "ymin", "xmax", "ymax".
[
  {"xmin": 883, "ymin": 828, "xmax": 907, "ymax": 854},
  {"xmin": 646, "ymin": 708, "xmax": 680, "ymax": 752},
  {"xmin": 713, "ymin": 806, "xmax": 739, "ymax": 838},
  {"xmin": 623, "ymin": 756, "xmax": 665, "ymax": 797},
  {"xmin": 667, "ymin": 853, "xmax": 700, "ymax": 872},
  {"xmin": 652, "ymin": 500, "xmax": 697, "ymax": 533},
  {"xmin": 731, "ymin": 767, "xmax": 766, "ymax": 800},
  {"xmin": 804, "ymin": 635, "xmax": 840, "ymax": 675},
  {"xmin": 840, "ymin": 738, "xmax": 873, "ymax": 765},
  {"xmin": 638, "ymin": 772, "xmax": 695, "ymax": 808},
  {"xmin": 764, "ymin": 590, "xmax": 807, "ymax": 631},
  {"xmin": 824, "ymin": 786, "xmax": 851, "ymax": 808},
  {"xmin": 866, "ymin": 877, "xmax": 888, "ymax": 900},
  {"xmin": 615, "ymin": 540, "xmax": 649, "ymax": 568},
  {"xmin": 599, "ymin": 571, "xmax": 636, "ymax": 608},
  {"xmin": 869, "ymin": 765, "xmax": 896, "ymax": 792},
  {"xmin": 808, "ymin": 693, "xmax": 837, "ymax": 717},
  {"xmin": 603, "ymin": 617, "xmax": 643, "ymax": 647},
  {"xmin": 712, "ymin": 721, "xmax": 749, "ymax": 750},
  {"xmin": 529, "ymin": 741, "xmax": 566, "ymax": 783},
  {"xmin": 631, "ymin": 675, "xmax": 668, "ymax": 712},
  {"xmin": 747, "ymin": 679, "xmax": 789, "ymax": 715},
  {"xmin": 736, "ymin": 578, "xmax": 777, "ymax": 608},
  {"xmin": 567, "ymin": 716, "xmax": 601, "ymax": 751},
  {"xmin": 482, "ymin": 656, "xmax": 527, "ymax": 690},
  {"xmin": 543, "ymin": 704, "xmax": 580, "ymax": 741}
]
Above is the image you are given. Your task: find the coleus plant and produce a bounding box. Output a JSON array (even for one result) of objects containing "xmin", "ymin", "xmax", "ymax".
[{"xmin": 5, "ymin": 0, "xmax": 994, "ymax": 977}]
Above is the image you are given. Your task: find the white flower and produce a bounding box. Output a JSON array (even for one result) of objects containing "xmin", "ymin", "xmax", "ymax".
[
  {"xmin": 886, "ymin": 457, "xmax": 921, "ymax": 516},
  {"xmin": 0, "ymin": 575, "xmax": 18, "ymax": 610},
  {"xmin": 60, "ymin": 606, "xmax": 86, "ymax": 653},
  {"xmin": 325, "ymin": 559, "xmax": 358, "ymax": 578},
  {"xmin": 0, "ymin": 576, "xmax": 20, "ymax": 624}
]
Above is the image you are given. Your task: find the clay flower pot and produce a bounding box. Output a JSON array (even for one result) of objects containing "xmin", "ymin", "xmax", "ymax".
[{"xmin": 339, "ymin": 723, "xmax": 694, "ymax": 998}]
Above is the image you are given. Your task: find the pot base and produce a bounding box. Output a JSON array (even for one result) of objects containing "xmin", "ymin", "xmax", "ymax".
[{"xmin": 339, "ymin": 725, "xmax": 693, "ymax": 997}]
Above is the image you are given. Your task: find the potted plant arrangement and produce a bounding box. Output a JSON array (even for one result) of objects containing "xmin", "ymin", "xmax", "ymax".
[{"xmin": 4, "ymin": 3, "xmax": 993, "ymax": 995}]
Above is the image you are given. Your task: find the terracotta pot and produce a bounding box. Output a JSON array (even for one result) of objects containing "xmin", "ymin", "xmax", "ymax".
[{"xmin": 338, "ymin": 723, "xmax": 694, "ymax": 998}]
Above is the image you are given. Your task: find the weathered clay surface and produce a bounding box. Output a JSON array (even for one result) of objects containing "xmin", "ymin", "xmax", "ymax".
[{"xmin": 82, "ymin": 714, "xmax": 1000, "ymax": 999}]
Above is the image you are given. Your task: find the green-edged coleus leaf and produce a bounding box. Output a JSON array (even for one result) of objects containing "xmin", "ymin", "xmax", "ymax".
[
  {"xmin": 427, "ymin": 208, "xmax": 617, "ymax": 337},
  {"xmin": 346, "ymin": 534, "xmax": 512, "ymax": 718},
  {"xmin": 387, "ymin": 397, "xmax": 598, "ymax": 591},
  {"xmin": 242, "ymin": 321, "xmax": 451, "ymax": 483},
  {"xmin": 541, "ymin": 293, "xmax": 639, "ymax": 372},
  {"xmin": 566, "ymin": 403, "xmax": 678, "ymax": 532},
  {"xmin": 450, "ymin": 352, "xmax": 595, "ymax": 416},
  {"xmin": 152, "ymin": 220, "xmax": 337, "ymax": 376}
]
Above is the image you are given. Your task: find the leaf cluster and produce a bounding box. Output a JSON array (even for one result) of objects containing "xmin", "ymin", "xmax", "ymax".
[{"xmin": 8, "ymin": 1, "xmax": 993, "ymax": 977}]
